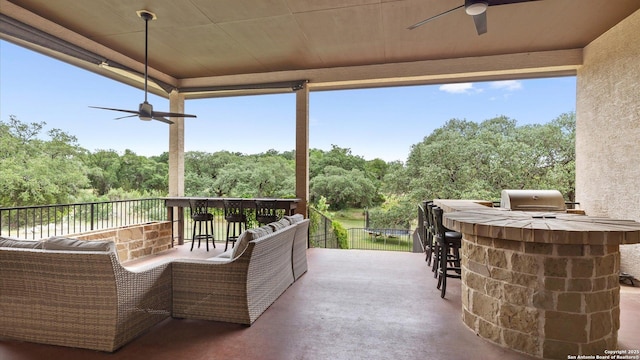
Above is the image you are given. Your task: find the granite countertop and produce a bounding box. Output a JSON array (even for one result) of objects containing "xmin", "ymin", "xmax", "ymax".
[{"xmin": 435, "ymin": 199, "xmax": 640, "ymax": 245}]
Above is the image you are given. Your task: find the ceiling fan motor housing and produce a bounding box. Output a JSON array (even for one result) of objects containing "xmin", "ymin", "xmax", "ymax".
[{"xmin": 138, "ymin": 102, "xmax": 153, "ymax": 121}]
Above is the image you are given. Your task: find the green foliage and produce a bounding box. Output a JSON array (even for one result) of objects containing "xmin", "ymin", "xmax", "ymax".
[
  {"xmin": 332, "ymin": 221, "xmax": 349, "ymax": 249},
  {"xmin": 0, "ymin": 116, "xmax": 90, "ymax": 206},
  {"xmin": 85, "ymin": 149, "xmax": 121, "ymax": 195},
  {"xmin": 309, "ymin": 145, "xmax": 366, "ymax": 179},
  {"xmin": 310, "ymin": 165, "xmax": 379, "ymax": 210},
  {"xmin": 396, "ymin": 113, "xmax": 576, "ymax": 203},
  {"xmin": 315, "ymin": 196, "xmax": 330, "ymax": 213},
  {"xmin": 3, "ymin": 109, "xmax": 575, "ymax": 235},
  {"xmin": 367, "ymin": 196, "xmax": 415, "ymax": 229},
  {"xmin": 184, "ymin": 151, "xmax": 239, "ymax": 196},
  {"xmin": 183, "ymin": 151, "xmax": 296, "ymax": 198},
  {"xmin": 84, "ymin": 149, "xmax": 169, "ymax": 195}
]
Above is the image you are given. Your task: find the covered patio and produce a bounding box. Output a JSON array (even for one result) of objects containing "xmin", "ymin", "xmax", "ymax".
[
  {"xmin": 1, "ymin": 247, "xmax": 638, "ymax": 360},
  {"xmin": 1, "ymin": 1, "xmax": 640, "ymax": 359}
]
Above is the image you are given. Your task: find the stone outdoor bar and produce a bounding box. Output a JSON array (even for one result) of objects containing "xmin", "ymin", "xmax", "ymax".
[{"xmin": 434, "ymin": 200, "xmax": 640, "ymax": 359}]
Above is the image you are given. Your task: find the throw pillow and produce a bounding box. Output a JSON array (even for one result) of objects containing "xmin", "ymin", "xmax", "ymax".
[
  {"xmin": 269, "ymin": 218, "xmax": 290, "ymax": 231},
  {"xmin": 284, "ymin": 214, "xmax": 304, "ymax": 224},
  {"xmin": 0, "ymin": 237, "xmax": 43, "ymax": 249},
  {"xmin": 42, "ymin": 236, "xmax": 116, "ymax": 252}
]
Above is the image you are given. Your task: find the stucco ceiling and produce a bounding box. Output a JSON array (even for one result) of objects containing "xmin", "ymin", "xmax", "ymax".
[{"xmin": 1, "ymin": 0, "xmax": 639, "ymax": 97}]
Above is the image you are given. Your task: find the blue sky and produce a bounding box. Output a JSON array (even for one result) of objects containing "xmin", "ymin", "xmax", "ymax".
[{"xmin": 0, "ymin": 40, "xmax": 576, "ymax": 162}]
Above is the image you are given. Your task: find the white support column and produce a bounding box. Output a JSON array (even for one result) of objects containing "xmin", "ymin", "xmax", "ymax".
[
  {"xmin": 295, "ymin": 84, "xmax": 310, "ymax": 217},
  {"xmin": 168, "ymin": 90, "xmax": 185, "ymax": 197}
]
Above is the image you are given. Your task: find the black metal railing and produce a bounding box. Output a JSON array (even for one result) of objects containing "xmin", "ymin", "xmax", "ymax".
[
  {"xmin": 2, "ymin": 198, "xmax": 415, "ymax": 252},
  {"xmin": 0, "ymin": 198, "xmax": 166, "ymax": 240},
  {"xmin": 308, "ymin": 207, "xmax": 413, "ymax": 251},
  {"xmin": 308, "ymin": 207, "xmax": 337, "ymax": 249},
  {"xmin": 348, "ymin": 228, "xmax": 413, "ymax": 251}
]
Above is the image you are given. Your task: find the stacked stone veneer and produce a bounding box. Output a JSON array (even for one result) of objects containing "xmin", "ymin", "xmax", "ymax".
[
  {"xmin": 461, "ymin": 233, "xmax": 620, "ymax": 359},
  {"xmin": 74, "ymin": 221, "xmax": 172, "ymax": 262}
]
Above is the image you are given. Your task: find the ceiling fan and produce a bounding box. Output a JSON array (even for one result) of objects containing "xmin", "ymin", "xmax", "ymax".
[
  {"xmin": 90, "ymin": 10, "xmax": 196, "ymax": 125},
  {"xmin": 407, "ymin": 0, "xmax": 538, "ymax": 35}
]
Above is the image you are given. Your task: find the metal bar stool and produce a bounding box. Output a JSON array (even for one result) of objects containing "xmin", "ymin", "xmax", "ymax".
[
  {"xmin": 433, "ymin": 206, "xmax": 462, "ymax": 298},
  {"xmin": 223, "ymin": 199, "xmax": 247, "ymax": 251},
  {"xmin": 255, "ymin": 199, "xmax": 279, "ymax": 226},
  {"xmin": 189, "ymin": 199, "xmax": 215, "ymax": 251}
]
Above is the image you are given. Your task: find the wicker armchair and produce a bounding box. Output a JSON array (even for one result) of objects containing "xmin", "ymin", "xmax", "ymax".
[{"xmin": 0, "ymin": 242, "xmax": 172, "ymax": 352}]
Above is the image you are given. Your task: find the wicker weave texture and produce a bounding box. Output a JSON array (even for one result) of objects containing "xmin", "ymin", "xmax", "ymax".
[
  {"xmin": 0, "ymin": 248, "xmax": 172, "ymax": 352},
  {"xmin": 292, "ymin": 219, "xmax": 310, "ymax": 280},
  {"xmin": 172, "ymin": 224, "xmax": 297, "ymax": 325}
]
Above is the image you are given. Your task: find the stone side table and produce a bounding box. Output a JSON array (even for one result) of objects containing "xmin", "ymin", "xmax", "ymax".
[{"xmin": 435, "ymin": 200, "xmax": 640, "ymax": 359}]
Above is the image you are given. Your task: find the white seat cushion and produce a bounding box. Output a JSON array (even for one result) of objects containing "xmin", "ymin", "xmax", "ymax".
[
  {"xmin": 205, "ymin": 256, "xmax": 232, "ymax": 263},
  {"xmin": 216, "ymin": 249, "xmax": 234, "ymax": 258}
]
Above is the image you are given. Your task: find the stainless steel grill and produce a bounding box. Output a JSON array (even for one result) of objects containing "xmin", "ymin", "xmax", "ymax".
[{"xmin": 500, "ymin": 189, "xmax": 567, "ymax": 212}]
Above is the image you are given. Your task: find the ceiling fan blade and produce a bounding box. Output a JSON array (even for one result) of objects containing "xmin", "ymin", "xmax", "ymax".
[
  {"xmin": 407, "ymin": 4, "xmax": 464, "ymax": 30},
  {"xmin": 89, "ymin": 106, "xmax": 139, "ymax": 115},
  {"xmin": 152, "ymin": 111, "xmax": 197, "ymax": 118},
  {"xmin": 488, "ymin": 0, "xmax": 538, "ymax": 6},
  {"xmin": 152, "ymin": 116, "xmax": 174, "ymax": 125},
  {"xmin": 114, "ymin": 114, "xmax": 139, "ymax": 120},
  {"xmin": 472, "ymin": 12, "xmax": 487, "ymax": 35}
]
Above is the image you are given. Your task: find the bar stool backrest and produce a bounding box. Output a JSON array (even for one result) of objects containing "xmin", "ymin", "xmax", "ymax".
[
  {"xmin": 255, "ymin": 200, "xmax": 278, "ymax": 225},
  {"xmin": 425, "ymin": 202, "xmax": 435, "ymax": 235},
  {"xmin": 190, "ymin": 199, "xmax": 213, "ymax": 221},
  {"xmin": 432, "ymin": 207, "xmax": 445, "ymax": 240},
  {"xmin": 224, "ymin": 199, "xmax": 246, "ymax": 222}
]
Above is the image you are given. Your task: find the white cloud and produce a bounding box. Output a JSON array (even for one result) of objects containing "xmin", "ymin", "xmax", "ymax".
[
  {"xmin": 490, "ymin": 80, "xmax": 522, "ymax": 91},
  {"xmin": 439, "ymin": 83, "xmax": 476, "ymax": 94}
]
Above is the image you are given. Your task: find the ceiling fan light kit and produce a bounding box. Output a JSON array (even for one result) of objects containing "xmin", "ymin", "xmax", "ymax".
[
  {"xmin": 465, "ymin": 0, "xmax": 489, "ymax": 15},
  {"xmin": 90, "ymin": 10, "xmax": 197, "ymax": 125}
]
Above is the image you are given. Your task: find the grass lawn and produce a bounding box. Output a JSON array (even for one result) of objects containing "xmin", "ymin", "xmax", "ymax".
[{"xmin": 332, "ymin": 208, "xmax": 366, "ymax": 229}]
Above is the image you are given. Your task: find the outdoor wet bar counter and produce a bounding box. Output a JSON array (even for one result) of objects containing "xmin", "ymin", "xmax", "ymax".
[
  {"xmin": 434, "ymin": 199, "xmax": 640, "ymax": 359},
  {"xmin": 164, "ymin": 197, "xmax": 300, "ymax": 245}
]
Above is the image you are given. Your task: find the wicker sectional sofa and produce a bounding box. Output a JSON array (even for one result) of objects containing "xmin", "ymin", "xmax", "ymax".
[
  {"xmin": 0, "ymin": 237, "xmax": 172, "ymax": 352},
  {"xmin": 0, "ymin": 215, "xmax": 309, "ymax": 352}
]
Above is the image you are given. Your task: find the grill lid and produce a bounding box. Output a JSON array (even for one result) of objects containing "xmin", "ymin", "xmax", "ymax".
[{"xmin": 500, "ymin": 189, "xmax": 566, "ymax": 211}]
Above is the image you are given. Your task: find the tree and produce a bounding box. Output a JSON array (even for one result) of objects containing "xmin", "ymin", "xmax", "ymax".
[
  {"xmin": 211, "ymin": 156, "xmax": 295, "ymax": 198},
  {"xmin": 367, "ymin": 195, "xmax": 415, "ymax": 229},
  {"xmin": 399, "ymin": 113, "xmax": 576, "ymax": 203},
  {"xmin": 310, "ymin": 166, "xmax": 378, "ymax": 210},
  {"xmin": 85, "ymin": 149, "xmax": 122, "ymax": 195},
  {"xmin": 184, "ymin": 151, "xmax": 241, "ymax": 196},
  {"xmin": 0, "ymin": 115, "xmax": 90, "ymax": 206},
  {"xmin": 309, "ymin": 145, "xmax": 367, "ymax": 179},
  {"xmin": 364, "ymin": 158, "xmax": 389, "ymax": 182}
]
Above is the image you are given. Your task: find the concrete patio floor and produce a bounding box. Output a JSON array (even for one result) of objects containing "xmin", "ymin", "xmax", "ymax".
[{"xmin": 1, "ymin": 246, "xmax": 638, "ymax": 360}]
